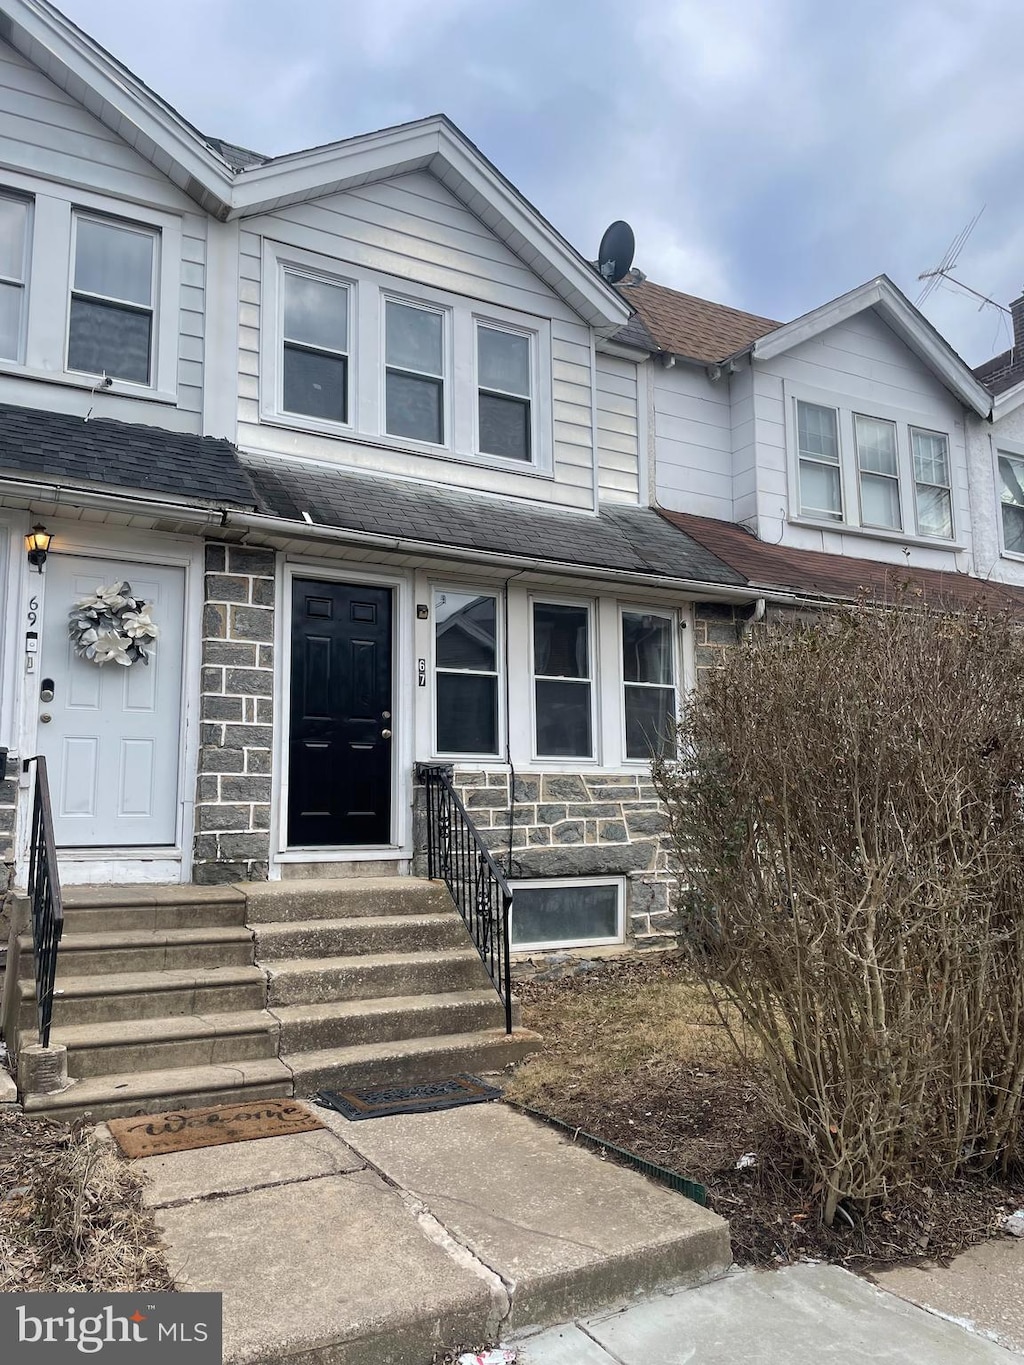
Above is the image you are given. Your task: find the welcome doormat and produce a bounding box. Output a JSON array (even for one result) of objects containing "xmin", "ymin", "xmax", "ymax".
[
  {"xmin": 315, "ymin": 1073, "xmax": 502, "ymax": 1121},
  {"xmin": 107, "ymin": 1098, "xmax": 325, "ymax": 1158}
]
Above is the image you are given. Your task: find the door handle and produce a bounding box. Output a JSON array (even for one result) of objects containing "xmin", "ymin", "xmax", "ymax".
[
  {"xmin": 39, "ymin": 714, "xmax": 52, "ymax": 724},
  {"xmin": 381, "ymin": 729, "xmax": 392, "ymax": 739}
]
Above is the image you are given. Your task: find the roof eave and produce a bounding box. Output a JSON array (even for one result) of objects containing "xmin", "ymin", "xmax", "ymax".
[
  {"xmin": 993, "ymin": 375, "xmax": 1024, "ymax": 420},
  {"xmin": 751, "ymin": 276, "xmax": 992, "ymax": 417}
]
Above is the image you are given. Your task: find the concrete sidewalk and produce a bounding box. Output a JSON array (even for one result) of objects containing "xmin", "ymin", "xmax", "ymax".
[
  {"xmin": 514, "ymin": 1262, "xmax": 1020, "ymax": 1364},
  {"xmin": 127, "ymin": 1102, "xmax": 730, "ymax": 1365}
]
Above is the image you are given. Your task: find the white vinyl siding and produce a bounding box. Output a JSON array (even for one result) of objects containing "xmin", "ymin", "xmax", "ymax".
[
  {"xmin": 595, "ymin": 352, "xmax": 641, "ymax": 504},
  {"xmin": 653, "ymin": 360, "xmax": 734, "ymax": 520}
]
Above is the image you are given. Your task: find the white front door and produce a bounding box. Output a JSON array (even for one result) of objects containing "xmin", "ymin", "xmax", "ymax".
[{"xmin": 37, "ymin": 554, "xmax": 185, "ymax": 848}]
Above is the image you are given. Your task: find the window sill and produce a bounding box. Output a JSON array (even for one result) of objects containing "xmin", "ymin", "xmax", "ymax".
[
  {"xmin": 0, "ymin": 359, "xmax": 177, "ymax": 405},
  {"xmin": 258, "ymin": 412, "xmax": 555, "ymax": 479},
  {"xmin": 790, "ymin": 515, "xmax": 964, "ymax": 553},
  {"xmin": 1000, "ymin": 549, "xmax": 1024, "ymax": 564}
]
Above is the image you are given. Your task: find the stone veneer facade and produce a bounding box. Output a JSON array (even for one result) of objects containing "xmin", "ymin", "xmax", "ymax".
[
  {"xmin": 193, "ymin": 542, "xmax": 277, "ymax": 884},
  {"xmin": 413, "ymin": 768, "xmax": 679, "ymax": 951}
]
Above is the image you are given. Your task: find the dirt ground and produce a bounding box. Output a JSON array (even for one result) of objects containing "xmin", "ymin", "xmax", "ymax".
[{"xmin": 504, "ymin": 955, "xmax": 1024, "ymax": 1270}]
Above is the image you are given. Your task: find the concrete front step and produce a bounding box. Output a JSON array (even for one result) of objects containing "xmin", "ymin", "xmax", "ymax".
[
  {"xmin": 23, "ymin": 1056, "xmax": 294, "ymax": 1123},
  {"xmin": 274, "ymin": 990, "xmax": 517, "ymax": 1052},
  {"xmin": 267, "ymin": 948, "xmax": 487, "ymax": 1006},
  {"xmin": 18, "ymin": 926, "xmax": 255, "ymax": 978},
  {"xmin": 243, "ymin": 877, "xmax": 451, "ymax": 924},
  {"xmin": 255, "ymin": 913, "xmax": 466, "ymax": 961},
  {"xmin": 17, "ymin": 965, "xmax": 269, "ymax": 1027},
  {"xmin": 52, "ymin": 1009, "xmax": 281, "ymax": 1078},
  {"xmin": 58, "ymin": 884, "xmax": 248, "ymax": 933},
  {"xmin": 288, "ymin": 1026, "xmax": 542, "ymax": 1093}
]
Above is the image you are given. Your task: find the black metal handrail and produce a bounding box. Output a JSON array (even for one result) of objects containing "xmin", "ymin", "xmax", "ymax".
[
  {"xmin": 22, "ymin": 755, "xmax": 64, "ymax": 1049},
  {"xmin": 417, "ymin": 763, "xmax": 513, "ymax": 1034}
]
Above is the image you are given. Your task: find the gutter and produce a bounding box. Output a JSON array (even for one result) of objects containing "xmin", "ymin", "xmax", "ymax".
[{"xmin": 0, "ymin": 474, "xmax": 232, "ymax": 526}]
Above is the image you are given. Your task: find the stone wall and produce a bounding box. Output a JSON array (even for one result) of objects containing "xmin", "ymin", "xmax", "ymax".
[
  {"xmin": 414, "ymin": 767, "xmax": 679, "ymax": 950},
  {"xmin": 193, "ymin": 542, "xmax": 276, "ymax": 884}
]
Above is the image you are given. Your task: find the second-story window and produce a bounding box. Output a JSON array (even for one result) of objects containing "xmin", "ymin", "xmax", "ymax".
[
  {"xmin": 855, "ymin": 414, "xmax": 901, "ymax": 530},
  {"xmin": 797, "ymin": 400, "xmax": 842, "ymax": 521},
  {"xmin": 385, "ymin": 299, "xmax": 445, "ymax": 444},
  {"xmin": 282, "ymin": 270, "xmax": 349, "ymax": 423},
  {"xmin": 477, "ymin": 324, "xmax": 531, "ymax": 461},
  {"xmin": 0, "ymin": 192, "xmax": 30, "ymax": 363},
  {"xmin": 911, "ymin": 428, "xmax": 953, "ymax": 538},
  {"xmin": 68, "ymin": 214, "xmax": 157, "ymax": 385},
  {"xmin": 999, "ymin": 453, "xmax": 1024, "ymax": 555}
]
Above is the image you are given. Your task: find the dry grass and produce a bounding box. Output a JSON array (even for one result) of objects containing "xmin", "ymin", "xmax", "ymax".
[{"xmin": 0, "ymin": 1111, "xmax": 174, "ymax": 1292}]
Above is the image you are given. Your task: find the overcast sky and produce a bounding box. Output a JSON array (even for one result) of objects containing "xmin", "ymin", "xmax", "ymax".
[{"xmin": 60, "ymin": 0, "xmax": 1023, "ymax": 365}]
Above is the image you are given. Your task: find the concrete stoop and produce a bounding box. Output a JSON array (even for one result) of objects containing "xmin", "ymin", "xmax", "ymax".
[
  {"xmin": 3, "ymin": 877, "xmax": 539, "ymax": 1121},
  {"xmin": 140, "ymin": 1103, "xmax": 732, "ymax": 1365}
]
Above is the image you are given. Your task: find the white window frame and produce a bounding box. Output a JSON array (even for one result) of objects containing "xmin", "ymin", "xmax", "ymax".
[
  {"xmin": 473, "ymin": 318, "xmax": 536, "ymax": 465},
  {"xmin": 619, "ymin": 605, "xmax": 679, "ymax": 765},
  {"xmin": 529, "ymin": 594, "xmax": 598, "ymax": 764},
  {"xmin": 909, "ymin": 426, "xmax": 954, "ymax": 540},
  {"xmin": 0, "ymin": 190, "xmax": 32, "ymax": 364},
  {"xmin": 785, "ymin": 381, "xmax": 960, "ymax": 546},
  {"xmin": 431, "ymin": 583, "xmax": 503, "ymax": 760},
  {"xmin": 382, "ymin": 293, "xmax": 451, "ymax": 450},
  {"xmin": 996, "ymin": 442, "xmax": 1024, "ymax": 561},
  {"xmin": 277, "ymin": 263, "xmax": 354, "ymax": 431},
  {"xmin": 510, "ymin": 875, "xmax": 625, "ymax": 952},
  {"xmin": 66, "ymin": 210, "xmax": 160, "ymax": 388},
  {"xmin": 796, "ymin": 398, "xmax": 844, "ymax": 522},
  {"xmin": 853, "ymin": 412, "xmax": 902, "ymax": 531},
  {"xmin": 0, "ymin": 171, "xmax": 181, "ymax": 402},
  {"xmin": 258, "ymin": 238, "xmax": 554, "ymax": 474}
]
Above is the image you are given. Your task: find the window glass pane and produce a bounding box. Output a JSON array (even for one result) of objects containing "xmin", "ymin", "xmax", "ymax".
[
  {"xmin": 478, "ymin": 327, "xmax": 530, "ymax": 396},
  {"xmin": 854, "ymin": 415, "xmax": 898, "ymax": 476},
  {"xmin": 860, "ymin": 472, "xmax": 901, "ymax": 529},
  {"xmin": 67, "ymin": 297, "xmax": 151, "ymax": 383},
  {"xmin": 799, "ymin": 459, "xmax": 842, "ymax": 517},
  {"xmin": 0, "ymin": 281, "xmax": 22, "ymax": 360},
  {"xmin": 625, "ymin": 685, "xmax": 676, "ymax": 759},
  {"xmin": 916, "ymin": 485, "xmax": 953, "ymax": 539},
  {"xmin": 386, "ymin": 300, "xmax": 443, "ymax": 375},
  {"xmin": 912, "ymin": 429, "xmax": 949, "ymax": 486},
  {"xmin": 386, "ymin": 370, "xmax": 443, "ymax": 442},
  {"xmin": 479, "ymin": 392, "xmax": 530, "ymax": 460},
  {"xmin": 999, "ymin": 455, "xmax": 1024, "ymax": 510},
  {"xmin": 437, "ymin": 673, "xmax": 498, "ymax": 754},
  {"xmin": 534, "ymin": 604, "xmax": 589, "ymax": 678},
  {"xmin": 435, "ymin": 592, "xmax": 496, "ymax": 671},
  {"xmin": 74, "ymin": 219, "xmax": 153, "ymax": 305},
  {"xmin": 511, "ymin": 883, "xmax": 619, "ymax": 948},
  {"xmin": 535, "ymin": 679, "xmax": 592, "ymax": 757},
  {"xmin": 622, "ymin": 612, "xmax": 673, "ymax": 684},
  {"xmin": 284, "ymin": 273, "xmax": 348, "ymax": 353},
  {"xmin": 283, "ymin": 345, "xmax": 347, "ymax": 422},
  {"xmin": 797, "ymin": 401, "xmax": 838, "ymax": 462},
  {"xmin": 0, "ymin": 196, "xmax": 28, "ymax": 281},
  {"xmin": 1004, "ymin": 503, "xmax": 1024, "ymax": 555}
]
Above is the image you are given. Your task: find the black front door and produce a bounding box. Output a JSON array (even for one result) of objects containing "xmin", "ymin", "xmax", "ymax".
[{"xmin": 288, "ymin": 578, "xmax": 393, "ymax": 846}]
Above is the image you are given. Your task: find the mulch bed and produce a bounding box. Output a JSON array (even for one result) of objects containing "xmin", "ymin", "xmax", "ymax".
[{"xmin": 508, "ymin": 957, "xmax": 1024, "ymax": 1270}]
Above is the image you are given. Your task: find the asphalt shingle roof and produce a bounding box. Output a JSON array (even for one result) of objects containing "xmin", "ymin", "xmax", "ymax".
[
  {"xmin": 0, "ymin": 403, "xmax": 258, "ymax": 508},
  {"xmin": 974, "ymin": 348, "xmax": 1024, "ymax": 397},
  {"xmin": 660, "ymin": 509, "xmax": 1024, "ymax": 613},
  {"xmin": 241, "ymin": 454, "xmax": 744, "ymax": 586},
  {"xmin": 617, "ymin": 279, "xmax": 780, "ymax": 364}
]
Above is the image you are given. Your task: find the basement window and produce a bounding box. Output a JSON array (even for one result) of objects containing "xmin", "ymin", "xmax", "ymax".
[{"xmin": 510, "ymin": 878, "xmax": 624, "ymax": 951}]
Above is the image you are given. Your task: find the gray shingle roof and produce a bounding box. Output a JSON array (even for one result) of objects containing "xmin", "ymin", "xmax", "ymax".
[
  {"xmin": 0, "ymin": 402, "xmax": 258, "ymax": 508},
  {"xmin": 240, "ymin": 454, "xmax": 744, "ymax": 586}
]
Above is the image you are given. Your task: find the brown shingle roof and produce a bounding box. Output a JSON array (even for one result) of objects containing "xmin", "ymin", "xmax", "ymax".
[
  {"xmin": 659, "ymin": 509, "xmax": 1024, "ymax": 614},
  {"xmin": 618, "ymin": 280, "xmax": 780, "ymax": 364}
]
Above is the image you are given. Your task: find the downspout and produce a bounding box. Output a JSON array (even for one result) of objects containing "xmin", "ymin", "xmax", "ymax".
[{"xmin": 742, "ymin": 597, "xmax": 766, "ymax": 636}]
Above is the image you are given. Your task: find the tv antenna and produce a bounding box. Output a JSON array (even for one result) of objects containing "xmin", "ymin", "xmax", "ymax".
[{"xmin": 916, "ymin": 208, "xmax": 1008, "ymax": 317}]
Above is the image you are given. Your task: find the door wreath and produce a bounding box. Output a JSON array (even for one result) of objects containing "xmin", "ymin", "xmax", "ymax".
[{"xmin": 67, "ymin": 581, "xmax": 159, "ymax": 666}]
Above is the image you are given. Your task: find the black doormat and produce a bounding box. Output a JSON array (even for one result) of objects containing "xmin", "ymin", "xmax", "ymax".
[{"xmin": 315, "ymin": 1073, "xmax": 502, "ymax": 1121}]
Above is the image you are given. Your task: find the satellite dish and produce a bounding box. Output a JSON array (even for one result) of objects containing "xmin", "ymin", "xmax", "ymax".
[{"xmin": 597, "ymin": 220, "xmax": 635, "ymax": 284}]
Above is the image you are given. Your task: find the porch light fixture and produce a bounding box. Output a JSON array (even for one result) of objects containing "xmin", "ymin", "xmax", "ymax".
[{"xmin": 25, "ymin": 524, "xmax": 52, "ymax": 572}]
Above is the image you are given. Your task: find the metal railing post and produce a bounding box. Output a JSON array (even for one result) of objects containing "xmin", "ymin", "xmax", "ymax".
[{"xmin": 21, "ymin": 755, "xmax": 64, "ymax": 1049}]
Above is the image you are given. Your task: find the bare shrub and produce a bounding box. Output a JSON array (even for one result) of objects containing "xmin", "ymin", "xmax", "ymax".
[{"xmin": 654, "ymin": 600, "xmax": 1024, "ymax": 1225}]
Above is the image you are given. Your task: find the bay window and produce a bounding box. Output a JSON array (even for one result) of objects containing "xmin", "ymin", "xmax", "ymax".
[
  {"xmin": 533, "ymin": 601, "xmax": 593, "ymax": 759},
  {"xmin": 622, "ymin": 610, "xmax": 676, "ymax": 759},
  {"xmin": 434, "ymin": 588, "xmax": 499, "ymax": 755}
]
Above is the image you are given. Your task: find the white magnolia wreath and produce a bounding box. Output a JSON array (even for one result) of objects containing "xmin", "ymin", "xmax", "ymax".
[{"xmin": 67, "ymin": 581, "xmax": 159, "ymax": 667}]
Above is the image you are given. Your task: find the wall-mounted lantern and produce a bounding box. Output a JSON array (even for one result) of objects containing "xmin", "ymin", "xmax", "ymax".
[{"xmin": 25, "ymin": 524, "xmax": 53, "ymax": 573}]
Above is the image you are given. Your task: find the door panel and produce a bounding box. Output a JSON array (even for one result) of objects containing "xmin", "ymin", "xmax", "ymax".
[
  {"xmin": 38, "ymin": 554, "xmax": 185, "ymax": 847},
  {"xmin": 288, "ymin": 579, "xmax": 393, "ymax": 847}
]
